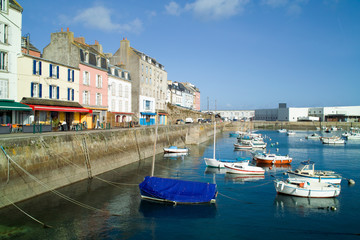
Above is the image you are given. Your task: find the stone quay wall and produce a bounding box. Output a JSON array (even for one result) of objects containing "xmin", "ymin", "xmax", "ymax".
[{"xmin": 0, "ymin": 123, "xmax": 225, "ymax": 209}]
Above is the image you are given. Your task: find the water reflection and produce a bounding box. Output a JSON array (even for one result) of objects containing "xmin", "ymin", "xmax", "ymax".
[
  {"xmin": 274, "ymin": 194, "xmax": 339, "ymax": 215},
  {"xmin": 138, "ymin": 200, "xmax": 217, "ymax": 219},
  {"xmin": 163, "ymin": 152, "xmax": 188, "ymax": 160},
  {"xmin": 204, "ymin": 167, "xmax": 226, "ymax": 175},
  {"xmin": 225, "ymin": 174, "xmax": 265, "ymax": 184}
]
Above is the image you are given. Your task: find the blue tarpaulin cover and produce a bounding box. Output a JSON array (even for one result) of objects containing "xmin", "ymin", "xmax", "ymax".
[{"xmin": 139, "ymin": 176, "xmax": 217, "ymax": 203}]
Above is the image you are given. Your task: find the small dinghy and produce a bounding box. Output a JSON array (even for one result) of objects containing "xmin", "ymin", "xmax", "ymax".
[
  {"xmin": 224, "ymin": 160, "xmax": 265, "ymax": 175},
  {"xmin": 163, "ymin": 146, "xmax": 189, "ymax": 153}
]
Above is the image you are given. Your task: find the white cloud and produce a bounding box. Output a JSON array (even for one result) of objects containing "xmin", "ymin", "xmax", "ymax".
[
  {"xmin": 165, "ymin": 1, "xmax": 182, "ymax": 16},
  {"xmin": 59, "ymin": 5, "xmax": 143, "ymax": 34},
  {"xmin": 185, "ymin": 0, "xmax": 249, "ymax": 20}
]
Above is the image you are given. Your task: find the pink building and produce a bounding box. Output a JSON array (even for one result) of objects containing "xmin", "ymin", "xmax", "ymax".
[{"xmin": 43, "ymin": 29, "xmax": 108, "ymax": 129}]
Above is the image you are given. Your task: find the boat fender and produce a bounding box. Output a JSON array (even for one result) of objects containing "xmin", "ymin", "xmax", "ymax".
[
  {"xmin": 280, "ymin": 183, "xmax": 284, "ymax": 191},
  {"xmin": 348, "ymin": 179, "xmax": 355, "ymax": 185},
  {"xmin": 330, "ymin": 206, "xmax": 337, "ymax": 211}
]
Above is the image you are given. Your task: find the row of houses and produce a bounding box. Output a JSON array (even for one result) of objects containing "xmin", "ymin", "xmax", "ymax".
[
  {"xmin": 0, "ymin": 0, "xmax": 200, "ymax": 130},
  {"xmin": 167, "ymin": 81, "xmax": 200, "ymax": 111}
]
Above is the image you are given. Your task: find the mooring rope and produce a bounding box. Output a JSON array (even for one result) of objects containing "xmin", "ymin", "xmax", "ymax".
[
  {"xmin": 3, "ymin": 195, "xmax": 52, "ymax": 228},
  {"xmin": 1, "ymin": 148, "xmax": 120, "ymax": 216}
]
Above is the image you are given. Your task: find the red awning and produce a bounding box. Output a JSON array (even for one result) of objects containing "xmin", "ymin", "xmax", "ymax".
[{"xmin": 26, "ymin": 104, "xmax": 93, "ymax": 113}]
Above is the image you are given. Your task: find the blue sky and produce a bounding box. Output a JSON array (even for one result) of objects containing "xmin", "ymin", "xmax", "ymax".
[{"xmin": 19, "ymin": 0, "xmax": 360, "ymax": 110}]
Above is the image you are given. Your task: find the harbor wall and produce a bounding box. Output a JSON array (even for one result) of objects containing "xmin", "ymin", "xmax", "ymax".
[{"xmin": 0, "ymin": 123, "xmax": 225, "ymax": 209}]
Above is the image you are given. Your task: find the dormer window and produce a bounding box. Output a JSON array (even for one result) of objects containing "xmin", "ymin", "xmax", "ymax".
[
  {"xmin": 96, "ymin": 56, "xmax": 101, "ymax": 67},
  {"xmin": 85, "ymin": 52, "xmax": 89, "ymax": 63},
  {"xmin": 111, "ymin": 67, "xmax": 115, "ymax": 75}
]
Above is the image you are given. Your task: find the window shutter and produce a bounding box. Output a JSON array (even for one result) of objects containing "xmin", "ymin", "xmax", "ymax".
[
  {"xmin": 39, "ymin": 61, "xmax": 42, "ymax": 75},
  {"xmin": 68, "ymin": 69, "xmax": 70, "ymax": 81},
  {"xmin": 72, "ymin": 70, "xmax": 74, "ymax": 82},
  {"xmin": 67, "ymin": 88, "xmax": 70, "ymax": 100},
  {"xmin": 57, "ymin": 66, "xmax": 59, "ymax": 79},
  {"xmin": 30, "ymin": 82, "xmax": 34, "ymax": 97},
  {"xmin": 57, "ymin": 86, "xmax": 59, "ymax": 99},
  {"xmin": 33, "ymin": 60, "xmax": 36, "ymax": 74},
  {"xmin": 49, "ymin": 86, "xmax": 52, "ymax": 99},
  {"xmin": 49, "ymin": 64, "xmax": 53, "ymax": 77},
  {"xmin": 72, "ymin": 89, "xmax": 74, "ymax": 101},
  {"xmin": 39, "ymin": 84, "xmax": 42, "ymax": 98}
]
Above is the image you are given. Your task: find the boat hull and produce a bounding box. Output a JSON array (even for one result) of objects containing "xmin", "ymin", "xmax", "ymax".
[
  {"xmin": 225, "ymin": 163, "xmax": 265, "ymax": 175},
  {"xmin": 234, "ymin": 143, "xmax": 252, "ymax": 150},
  {"xmin": 274, "ymin": 180, "xmax": 340, "ymax": 198},
  {"xmin": 163, "ymin": 148, "xmax": 188, "ymax": 153},
  {"xmin": 287, "ymin": 172, "xmax": 341, "ymax": 184},
  {"xmin": 204, "ymin": 158, "xmax": 239, "ymax": 168},
  {"xmin": 254, "ymin": 155, "xmax": 292, "ymax": 164}
]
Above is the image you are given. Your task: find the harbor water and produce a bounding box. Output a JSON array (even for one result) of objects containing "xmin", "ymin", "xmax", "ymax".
[{"xmin": 0, "ymin": 130, "xmax": 359, "ymax": 239}]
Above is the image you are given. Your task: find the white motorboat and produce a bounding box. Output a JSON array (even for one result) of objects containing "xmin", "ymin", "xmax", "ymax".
[
  {"xmin": 320, "ymin": 136, "xmax": 345, "ymax": 144},
  {"xmin": 274, "ymin": 179, "xmax": 341, "ymax": 198},
  {"xmin": 250, "ymin": 140, "xmax": 267, "ymax": 149},
  {"xmin": 204, "ymin": 157, "xmax": 241, "ymax": 168},
  {"xmin": 287, "ymin": 160, "xmax": 342, "ymax": 184},
  {"xmin": 224, "ymin": 161, "xmax": 265, "ymax": 175},
  {"xmin": 278, "ymin": 129, "xmax": 287, "ymax": 133},
  {"xmin": 163, "ymin": 146, "xmax": 189, "ymax": 153},
  {"xmin": 305, "ymin": 133, "xmax": 320, "ymax": 139},
  {"xmin": 234, "ymin": 142, "xmax": 253, "ymax": 150},
  {"xmin": 287, "ymin": 130, "xmax": 295, "ymax": 136},
  {"xmin": 346, "ymin": 133, "xmax": 360, "ymax": 140}
]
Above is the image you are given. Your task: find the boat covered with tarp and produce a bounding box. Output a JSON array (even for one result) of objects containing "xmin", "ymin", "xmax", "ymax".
[{"xmin": 139, "ymin": 176, "xmax": 217, "ymax": 204}]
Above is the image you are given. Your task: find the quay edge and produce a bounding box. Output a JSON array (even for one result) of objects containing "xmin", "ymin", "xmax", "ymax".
[{"xmin": 0, "ymin": 123, "xmax": 225, "ymax": 209}]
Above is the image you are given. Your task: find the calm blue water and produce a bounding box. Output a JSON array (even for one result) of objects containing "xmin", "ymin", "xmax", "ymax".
[{"xmin": 0, "ymin": 130, "xmax": 359, "ymax": 240}]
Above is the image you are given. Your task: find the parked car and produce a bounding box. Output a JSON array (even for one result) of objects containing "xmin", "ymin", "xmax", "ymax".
[
  {"xmin": 185, "ymin": 118, "xmax": 193, "ymax": 124},
  {"xmin": 176, "ymin": 119, "xmax": 185, "ymax": 125}
]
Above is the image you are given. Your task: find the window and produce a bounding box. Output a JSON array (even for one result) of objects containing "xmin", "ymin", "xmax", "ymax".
[
  {"xmin": 0, "ymin": 79, "xmax": 8, "ymax": 98},
  {"xmin": 67, "ymin": 88, "xmax": 74, "ymax": 101},
  {"xmin": 0, "ymin": 0, "xmax": 7, "ymax": 12},
  {"xmin": 49, "ymin": 85, "xmax": 59, "ymax": 99},
  {"xmin": 0, "ymin": 23, "xmax": 8, "ymax": 44},
  {"xmin": 96, "ymin": 93, "xmax": 102, "ymax": 106},
  {"xmin": 49, "ymin": 64, "xmax": 59, "ymax": 78},
  {"xmin": 111, "ymin": 83, "xmax": 116, "ymax": 96},
  {"xmin": 96, "ymin": 74, "xmax": 102, "ymax": 88},
  {"xmin": 0, "ymin": 51, "xmax": 7, "ymax": 71},
  {"xmin": 119, "ymin": 100, "xmax": 122, "ymax": 111},
  {"xmin": 68, "ymin": 69, "xmax": 74, "ymax": 82},
  {"xmin": 146, "ymin": 66, "xmax": 148, "ymax": 74},
  {"xmin": 30, "ymin": 82, "xmax": 42, "ymax": 98},
  {"xmin": 111, "ymin": 100, "xmax": 115, "ymax": 112},
  {"xmin": 96, "ymin": 57, "xmax": 101, "ymax": 67},
  {"xmin": 145, "ymin": 100, "xmax": 151, "ymax": 111},
  {"xmin": 124, "ymin": 86, "xmax": 129, "ymax": 98},
  {"xmin": 33, "ymin": 60, "xmax": 42, "ymax": 75},
  {"xmin": 83, "ymin": 91, "xmax": 90, "ymax": 105},
  {"xmin": 83, "ymin": 71, "xmax": 90, "ymax": 85},
  {"xmin": 118, "ymin": 84, "xmax": 122, "ymax": 97},
  {"xmin": 85, "ymin": 52, "xmax": 89, "ymax": 63}
]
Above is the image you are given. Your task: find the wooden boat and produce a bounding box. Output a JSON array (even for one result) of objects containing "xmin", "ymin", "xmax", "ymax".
[
  {"xmin": 139, "ymin": 176, "xmax": 217, "ymax": 204},
  {"xmin": 163, "ymin": 146, "xmax": 189, "ymax": 153},
  {"xmin": 274, "ymin": 179, "xmax": 341, "ymax": 198},
  {"xmin": 254, "ymin": 153, "xmax": 292, "ymax": 164},
  {"xmin": 287, "ymin": 161, "xmax": 342, "ymax": 184},
  {"xmin": 320, "ymin": 136, "xmax": 345, "ymax": 144},
  {"xmin": 224, "ymin": 161, "xmax": 265, "ymax": 175}
]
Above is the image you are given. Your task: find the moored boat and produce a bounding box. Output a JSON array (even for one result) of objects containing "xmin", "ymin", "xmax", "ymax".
[
  {"xmin": 204, "ymin": 157, "xmax": 240, "ymax": 168},
  {"xmin": 287, "ymin": 161, "xmax": 342, "ymax": 184},
  {"xmin": 224, "ymin": 161, "xmax": 265, "ymax": 175},
  {"xmin": 139, "ymin": 176, "xmax": 217, "ymax": 204},
  {"xmin": 320, "ymin": 136, "xmax": 345, "ymax": 144},
  {"xmin": 254, "ymin": 152, "xmax": 292, "ymax": 164},
  {"xmin": 278, "ymin": 129, "xmax": 287, "ymax": 133},
  {"xmin": 305, "ymin": 133, "xmax": 320, "ymax": 139},
  {"xmin": 274, "ymin": 179, "xmax": 341, "ymax": 198},
  {"xmin": 287, "ymin": 130, "xmax": 295, "ymax": 136},
  {"xmin": 234, "ymin": 142, "xmax": 252, "ymax": 150},
  {"xmin": 164, "ymin": 146, "xmax": 189, "ymax": 153}
]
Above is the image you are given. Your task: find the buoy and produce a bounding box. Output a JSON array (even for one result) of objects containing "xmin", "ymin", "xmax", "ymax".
[
  {"xmin": 348, "ymin": 179, "xmax": 355, "ymax": 185},
  {"xmin": 283, "ymin": 172, "xmax": 287, "ymax": 175},
  {"xmin": 276, "ymin": 148, "xmax": 279, "ymax": 151},
  {"xmin": 330, "ymin": 206, "xmax": 337, "ymax": 211},
  {"xmin": 276, "ymin": 142, "xmax": 279, "ymax": 145}
]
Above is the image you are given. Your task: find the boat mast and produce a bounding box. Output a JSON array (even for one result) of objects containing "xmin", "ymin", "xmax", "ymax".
[
  {"xmin": 151, "ymin": 110, "xmax": 159, "ymax": 177},
  {"xmin": 213, "ymin": 100, "xmax": 216, "ymax": 160}
]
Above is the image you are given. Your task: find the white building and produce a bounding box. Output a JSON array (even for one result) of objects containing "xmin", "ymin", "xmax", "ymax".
[
  {"xmin": 217, "ymin": 110, "xmax": 255, "ymax": 121},
  {"xmin": 309, "ymin": 106, "xmax": 360, "ymax": 122},
  {"xmin": 0, "ymin": 0, "xmax": 22, "ymax": 100},
  {"xmin": 107, "ymin": 64, "xmax": 132, "ymax": 123}
]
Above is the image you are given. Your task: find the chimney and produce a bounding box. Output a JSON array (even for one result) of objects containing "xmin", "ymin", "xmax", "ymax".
[
  {"xmin": 95, "ymin": 40, "xmax": 99, "ymax": 45},
  {"xmin": 67, "ymin": 27, "xmax": 69, "ymax": 32},
  {"xmin": 61, "ymin": 28, "xmax": 63, "ymax": 32}
]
